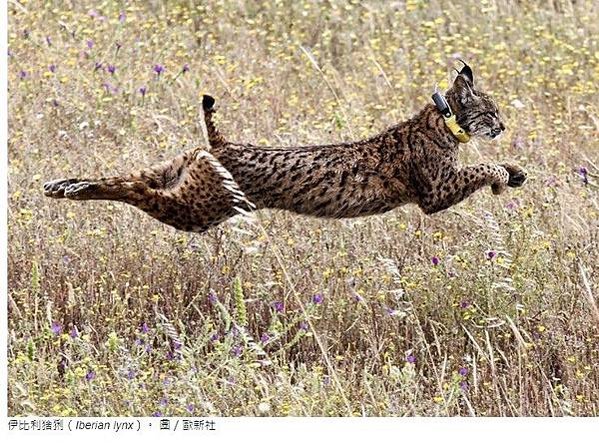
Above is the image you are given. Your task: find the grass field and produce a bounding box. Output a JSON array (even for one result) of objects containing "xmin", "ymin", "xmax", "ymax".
[{"xmin": 7, "ymin": 0, "xmax": 599, "ymax": 416}]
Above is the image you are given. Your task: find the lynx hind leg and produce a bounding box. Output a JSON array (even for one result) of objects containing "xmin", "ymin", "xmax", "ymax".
[
  {"xmin": 42, "ymin": 149, "xmax": 243, "ymax": 233},
  {"xmin": 44, "ymin": 176, "xmax": 147, "ymax": 201},
  {"xmin": 42, "ymin": 150, "xmax": 192, "ymax": 202},
  {"xmin": 146, "ymin": 150, "xmax": 242, "ymax": 232}
]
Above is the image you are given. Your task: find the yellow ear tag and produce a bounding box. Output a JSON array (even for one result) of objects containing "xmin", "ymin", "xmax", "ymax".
[{"xmin": 444, "ymin": 115, "xmax": 471, "ymax": 143}]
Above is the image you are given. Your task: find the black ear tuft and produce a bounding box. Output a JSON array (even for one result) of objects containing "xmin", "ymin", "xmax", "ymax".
[
  {"xmin": 202, "ymin": 94, "xmax": 215, "ymax": 111},
  {"xmin": 457, "ymin": 59, "xmax": 474, "ymax": 85}
]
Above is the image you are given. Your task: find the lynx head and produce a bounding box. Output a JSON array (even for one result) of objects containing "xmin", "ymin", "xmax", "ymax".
[{"xmin": 447, "ymin": 61, "xmax": 505, "ymax": 140}]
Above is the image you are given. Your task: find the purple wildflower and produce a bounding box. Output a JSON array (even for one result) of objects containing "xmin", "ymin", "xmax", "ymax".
[
  {"xmin": 107, "ymin": 64, "xmax": 116, "ymax": 75},
  {"xmin": 506, "ymin": 200, "xmax": 518, "ymax": 211},
  {"xmin": 86, "ymin": 39, "xmax": 94, "ymax": 49},
  {"xmin": 511, "ymin": 135, "xmax": 525, "ymax": 150},
  {"xmin": 459, "ymin": 300, "xmax": 470, "ymax": 309},
  {"xmin": 49, "ymin": 64, "xmax": 57, "ymax": 73},
  {"xmin": 85, "ymin": 370, "xmax": 96, "ymax": 381},
  {"xmin": 299, "ymin": 321, "xmax": 309, "ymax": 332},
  {"xmin": 152, "ymin": 411, "xmax": 162, "ymax": 417},
  {"xmin": 186, "ymin": 404, "xmax": 194, "ymax": 414},
  {"xmin": 153, "ymin": 64, "xmax": 165, "ymax": 77},
  {"xmin": 459, "ymin": 380, "xmax": 469, "ymax": 391},
  {"xmin": 94, "ymin": 61, "xmax": 103, "ymax": 72},
  {"xmin": 486, "ymin": 250, "xmax": 497, "ymax": 260},
  {"xmin": 159, "ymin": 397, "xmax": 168, "ymax": 407},
  {"xmin": 19, "ymin": 70, "xmax": 27, "ymax": 80},
  {"xmin": 46, "ymin": 36, "xmax": 52, "ymax": 46},
  {"xmin": 51, "ymin": 322, "xmax": 62, "ymax": 335},
  {"xmin": 431, "ymin": 256, "xmax": 440, "ymax": 266},
  {"xmin": 182, "ymin": 63, "xmax": 190, "ymax": 73},
  {"xmin": 578, "ymin": 166, "xmax": 589, "ymax": 185},
  {"xmin": 69, "ymin": 326, "xmax": 78, "ymax": 338},
  {"xmin": 119, "ymin": 11, "xmax": 126, "ymax": 23},
  {"xmin": 312, "ymin": 293, "xmax": 324, "ymax": 304},
  {"xmin": 353, "ymin": 293, "xmax": 364, "ymax": 303},
  {"xmin": 546, "ymin": 175, "xmax": 558, "ymax": 187},
  {"xmin": 231, "ymin": 345, "xmax": 242, "ymax": 357},
  {"xmin": 140, "ymin": 322, "xmax": 150, "ymax": 334},
  {"xmin": 458, "ymin": 367, "xmax": 469, "ymax": 377},
  {"xmin": 260, "ymin": 333, "xmax": 270, "ymax": 344},
  {"xmin": 210, "ymin": 333, "xmax": 220, "ymax": 342},
  {"xmin": 126, "ymin": 369, "xmax": 136, "ymax": 380},
  {"xmin": 406, "ymin": 354, "xmax": 416, "ymax": 364},
  {"xmin": 138, "ymin": 85, "xmax": 147, "ymax": 97},
  {"xmin": 273, "ymin": 301, "xmax": 284, "ymax": 313}
]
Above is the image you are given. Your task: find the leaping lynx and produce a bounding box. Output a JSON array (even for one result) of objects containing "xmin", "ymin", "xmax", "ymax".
[{"xmin": 44, "ymin": 61, "xmax": 527, "ymax": 233}]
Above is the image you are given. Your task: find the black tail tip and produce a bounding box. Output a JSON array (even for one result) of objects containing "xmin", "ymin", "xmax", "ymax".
[{"xmin": 202, "ymin": 94, "xmax": 215, "ymax": 111}]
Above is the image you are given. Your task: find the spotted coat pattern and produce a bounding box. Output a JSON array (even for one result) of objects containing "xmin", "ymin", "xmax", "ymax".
[{"xmin": 44, "ymin": 70, "xmax": 527, "ymax": 232}]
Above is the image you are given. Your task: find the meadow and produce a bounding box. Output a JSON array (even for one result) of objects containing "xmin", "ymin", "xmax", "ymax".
[{"xmin": 7, "ymin": 0, "xmax": 599, "ymax": 416}]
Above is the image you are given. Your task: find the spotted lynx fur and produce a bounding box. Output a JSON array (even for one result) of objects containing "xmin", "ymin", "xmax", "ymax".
[{"xmin": 44, "ymin": 63, "xmax": 527, "ymax": 233}]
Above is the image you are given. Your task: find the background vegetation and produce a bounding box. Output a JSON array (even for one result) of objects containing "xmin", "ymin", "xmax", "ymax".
[{"xmin": 7, "ymin": 0, "xmax": 599, "ymax": 416}]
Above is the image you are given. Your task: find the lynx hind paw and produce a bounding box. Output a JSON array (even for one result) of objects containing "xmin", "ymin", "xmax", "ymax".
[
  {"xmin": 63, "ymin": 181, "xmax": 97, "ymax": 199},
  {"xmin": 43, "ymin": 178, "xmax": 79, "ymax": 198},
  {"xmin": 202, "ymin": 94, "xmax": 215, "ymax": 111}
]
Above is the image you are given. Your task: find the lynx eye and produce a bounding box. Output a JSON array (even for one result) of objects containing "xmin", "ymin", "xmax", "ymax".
[{"xmin": 485, "ymin": 111, "xmax": 499, "ymax": 120}]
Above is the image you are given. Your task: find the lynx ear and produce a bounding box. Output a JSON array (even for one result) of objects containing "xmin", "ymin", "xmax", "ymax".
[
  {"xmin": 452, "ymin": 74, "xmax": 475, "ymax": 104},
  {"xmin": 457, "ymin": 59, "xmax": 474, "ymax": 85},
  {"xmin": 452, "ymin": 60, "xmax": 475, "ymax": 104}
]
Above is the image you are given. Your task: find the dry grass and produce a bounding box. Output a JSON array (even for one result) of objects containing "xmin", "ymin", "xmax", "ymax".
[{"xmin": 7, "ymin": 0, "xmax": 599, "ymax": 416}]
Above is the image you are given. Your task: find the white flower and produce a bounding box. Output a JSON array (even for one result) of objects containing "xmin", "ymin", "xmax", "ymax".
[
  {"xmin": 511, "ymin": 99, "xmax": 525, "ymax": 109},
  {"xmin": 257, "ymin": 402, "xmax": 271, "ymax": 414}
]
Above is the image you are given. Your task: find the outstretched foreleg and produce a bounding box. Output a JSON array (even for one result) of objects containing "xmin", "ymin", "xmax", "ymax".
[{"xmin": 419, "ymin": 163, "xmax": 527, "ymax": 214}]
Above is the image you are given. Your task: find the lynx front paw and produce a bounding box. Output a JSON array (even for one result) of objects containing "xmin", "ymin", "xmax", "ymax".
[{"xmin": 502, "ymin": 164, "xmax": 527, "ymax": 188}]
